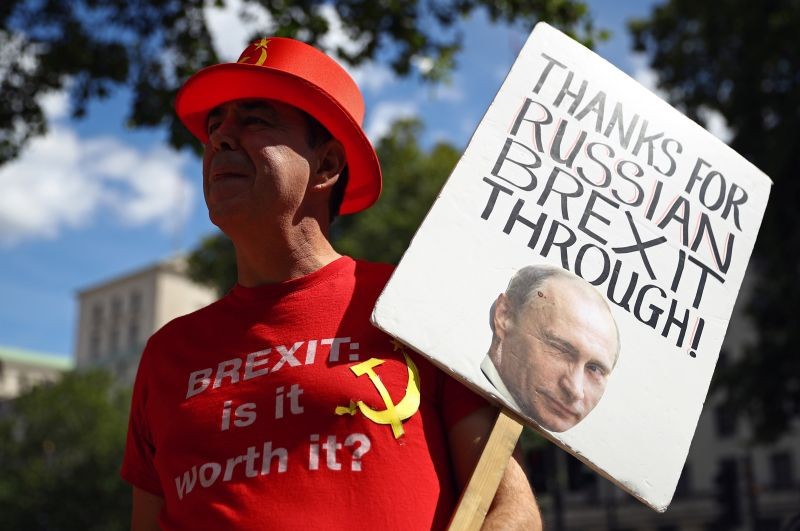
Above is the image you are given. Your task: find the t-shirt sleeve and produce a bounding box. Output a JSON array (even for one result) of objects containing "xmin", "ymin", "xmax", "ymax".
[
  {"xmin": 440, "ymin": 371, "xmax": 491, "ymax": 433},
  {"xmin": 120, "ymin": 341, "xmax": 164, "ymax": 497}
]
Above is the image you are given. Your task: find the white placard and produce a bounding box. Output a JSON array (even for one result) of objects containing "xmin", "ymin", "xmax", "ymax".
[{"xmin": 372, "ymin": 22, "xmax": 772, "ymax": 511}]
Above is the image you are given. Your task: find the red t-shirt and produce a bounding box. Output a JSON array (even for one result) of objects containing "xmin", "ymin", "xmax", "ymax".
[{"xmin": 121, "ymin": 257, "xmax": 486, "ymax": 530}]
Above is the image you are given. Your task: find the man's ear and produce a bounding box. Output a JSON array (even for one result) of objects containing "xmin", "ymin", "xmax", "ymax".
[
  {"xmin": 311, "ymin": 139, "xmax": 346, "ymax": 192},
  {"xmin": 493, "ymin": 293, "xmax": 513, "ymax": 339}
]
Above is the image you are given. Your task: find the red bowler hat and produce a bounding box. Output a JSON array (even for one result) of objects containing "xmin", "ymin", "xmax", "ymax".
[{"xmin": 175, "ymin": 37, "xmax": 381, "ymax": 215}]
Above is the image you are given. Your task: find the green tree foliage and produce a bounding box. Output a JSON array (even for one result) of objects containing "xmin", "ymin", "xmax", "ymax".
[
  {"xmin": 0, "ymin": 0, "xmax": 602, "ymax": 165},
  {"xmin": 0, "ymin": 370, "xmax": 131, "ymax": 530},
  {"xmin": 187, "ymin": 117, "xmax": 459, "ymax": 293},
  {"xmin": 630, "ymin": 1, "xmax": 800, "ymax": 442},
  {"xmin": 186, "ymin": 230, "xmax": 238, "ymax": 296},
  {"xmin": 333, "ymin": 118, "xmax": 460, "ymax": 264}
]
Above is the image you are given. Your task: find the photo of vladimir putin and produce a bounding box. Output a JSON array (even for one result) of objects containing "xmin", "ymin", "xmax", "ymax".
[{"xmin": 481, "ymin": 265, "xmax": 620, "ymax": 433}]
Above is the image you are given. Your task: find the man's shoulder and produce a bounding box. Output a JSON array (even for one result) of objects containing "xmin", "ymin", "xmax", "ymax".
[
  {"xmin": 148, "ymin": 295, "xmax": 228, "ymax": 344},
  {"xmin": 349, "ymin": 258, "xmax": 396, "ymax": 299},
  {"xmin": 352, "ymin": 258, "xmax": 395, "ymax": 281}
]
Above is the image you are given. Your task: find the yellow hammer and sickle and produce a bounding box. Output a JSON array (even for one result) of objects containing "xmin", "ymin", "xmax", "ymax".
[
  {"xmin": 238, "ymin": 38, "xmax": 269, "ymax": 66},
  {"xmin": 335, "ymin": 353, "xmax": 421, "ymax": 439}
]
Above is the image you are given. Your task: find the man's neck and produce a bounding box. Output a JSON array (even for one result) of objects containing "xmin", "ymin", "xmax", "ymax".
[
  {"xmin": 231, "ymin": 217, "xmax": 342, "ymax": 287},
  {"xmin": 481, "ymin": 355, "xmax": 523, "ymax": 411}
]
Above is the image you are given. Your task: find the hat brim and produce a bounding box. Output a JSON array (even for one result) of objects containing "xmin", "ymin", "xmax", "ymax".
[{"xmin": 175, "ymin": 63, "xmax": 381, "ymax": 215}]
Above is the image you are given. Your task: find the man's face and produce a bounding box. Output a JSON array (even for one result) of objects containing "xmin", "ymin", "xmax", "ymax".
[
  {"xmin": 201, "ymin": 99, "xmax": 319, "ymax": 230},
  {"xmin": 493, "ymin": 277, "xmax": 618, "ymax": 432}
]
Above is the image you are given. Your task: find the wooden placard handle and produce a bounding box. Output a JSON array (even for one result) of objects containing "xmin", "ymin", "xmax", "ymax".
[{"xmin": 448, "ymin": 409, "xmax": 523, "ymax": 531}]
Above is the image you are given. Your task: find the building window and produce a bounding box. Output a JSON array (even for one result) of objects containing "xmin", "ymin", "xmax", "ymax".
[
  {"xmin": 110, "ymin": 296, "xmax": 122, "ymax": 354},
  {"xmin": 89, "ymin": 303, "xmax": 104, "ymax": 360},
  {"xmin": 128, "ymin": 290, "xmax": 142, "ymax": 349},
  {"xmin": 91, "ymin": 303, "xmax": 103, "ymax": 327},
  {"xmin": 567, "ymin": 453, "xmax": 598, "ymax": 501},
  {"xmin": 17, "ymin": 372, "xmax": 30, "ymax": 392},
  {"xmin": 129, "ymin": 290, "xmax": 141, "ymax": 313},
  {"xmin": 755, "ymin": 518, "xmax": 782, "ymax": 531},
  {"xmin": 89, "ymin": 333, "xmax": 101, "ymax": 361},
  {"xmin": 674, "ymin": 463, "xmax": 692, "ymax": 498},
  {"xmin": 770, "ymin": 452, "xmax": 793, "ymax": 490},
  {"xmin": 525, "ymin": 447, "xmax": 549, "ymax": 494},
  {"xmin": 717, "ymin": 350, "xmax": 729, "ymax": 369},
  {"xmin": 713, "ymin": 458, "xmax": 741, "ymax": 528},
  {"xmin": 128, "ymin": 321, "xmax": 140, "ymax": 349},
  {"xmin": 714, "ymin": 403, "xmax": 737, "ymax": 438},
  {"xmin": 109, "ymin": 330, "xmax": 120, "ymax": 355}
]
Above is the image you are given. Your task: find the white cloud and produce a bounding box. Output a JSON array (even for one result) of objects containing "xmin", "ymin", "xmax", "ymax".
[
  {"xmin": 39, "ymin": 90, "xmax": 69, "ymax": 121},
  {"xmin": 0, "ymin": 31, "xmax": 38, "ymax": 79},
  {"xmin": 431, "ymin": 81, "xmax": 465, "ymax": 103},
  {"xmin": 317, "ymin": 4, "xmax": 368, "ymax": 57},
  {"xmin": 90, "ymin": 143, "xmax": 194, "ymax": 232},
  {"xmin": 365, "ymin": 101, "xmax": 419, "ymax": 142},
  {"xmin": 316, "ymin": 4, "xmax": 394, "ymax": 93},
  {"xmin": 348, "ymin": 61, "xmax": 395, "ymax": 93},
  {"xmin": 630, "ymin": 54, "xmax": 668, "ymax": 99},
  {"xmin": 697, "ymin": 107, "xmax": 733, "ymax": 144},
  {"xmin": 411, "ymin": 55, "xmax": 435, "ymax": 77},
  {"xmin": 204, "ymin": 0, "xmax": 274, "ymax": 61},
  {"xmin": 0, "ymin": 119, "xmax": 194, "ymax": 246},
  {"xmin": 205, "ymin": 1, "xmax": 394, "ymax": 93},
  {"xmin": 424, "ymin": 115, "xmax": 477, "ymax": 150}
]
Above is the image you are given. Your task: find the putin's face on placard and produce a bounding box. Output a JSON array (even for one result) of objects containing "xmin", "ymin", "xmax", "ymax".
[{"xmin": 489, "ymin": 273, "xmax": 619, "ymax": 432}]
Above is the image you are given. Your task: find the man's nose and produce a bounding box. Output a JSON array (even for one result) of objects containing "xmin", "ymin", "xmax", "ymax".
[
  {"xmin": 559, "ymin": 367, "xmax": 585, "ymax": 402},
  {"xmin": 209, "ymin": 116, "xmax": 240, "ymax": 151}
]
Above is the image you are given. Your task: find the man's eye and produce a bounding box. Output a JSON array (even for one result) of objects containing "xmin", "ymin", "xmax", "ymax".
[
  {"xmin": 244, "ymin": 116, "xmax": 268, "ymax": 126},
  {"xmin": 587, "ymin": 364, "xmax": 605, "ymax": 376},
  {"xmin": 207, "ymin": 121, "xmax": 221, "ymax": 134}
]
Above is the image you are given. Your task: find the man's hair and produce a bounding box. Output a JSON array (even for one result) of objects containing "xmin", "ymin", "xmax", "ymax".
[
  {"xmin": 302, "ymin": 112, "xmax": 348, "ymax": 222},
  {"xmin": 502, "ymin": 264, "xmax": 621, "ymax": 365},
  {"xmin": 504, "ymin": 264, "xmax": 569, "ymax": 316}
]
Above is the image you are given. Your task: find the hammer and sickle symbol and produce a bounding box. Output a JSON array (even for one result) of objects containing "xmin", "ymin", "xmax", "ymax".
[
  {"xmin": 334, "ymin": 352, "xmax": 421, "ymax": 439},
  {"xmin": 238, "ymin": 37, "xmax": 269, "ymax": 66}
]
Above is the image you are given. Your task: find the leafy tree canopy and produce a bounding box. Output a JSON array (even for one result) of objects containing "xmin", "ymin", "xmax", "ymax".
[
  {"xmin": 333, "ymin": 118, "xmax": 460, "ymax": 264},
  {"xmin": 0, "ymin": 370, "xmax": 131, "ymax": 530},
  {"xmin": 186, "ymin": 231, "xmax": 237, "ymax": 296},
  {"xmin": 0, "ymin": 0, "xmax": 603, "ymax": 165},
  {"xmin": 630, "ymin": 0, "xmax": 800, "ymax": 442}
]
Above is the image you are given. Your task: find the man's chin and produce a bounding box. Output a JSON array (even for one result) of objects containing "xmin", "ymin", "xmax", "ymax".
[
  {"xmin": 539, "ymin": 420, "xmax": 574, "ymax": 433},
  {"xmin": 527, "ymin": 408, "xmax": 581, "ymax": 433},
  {"xmin": 207, "ymin": 202, "xmax": 248, "ymax": 229}
]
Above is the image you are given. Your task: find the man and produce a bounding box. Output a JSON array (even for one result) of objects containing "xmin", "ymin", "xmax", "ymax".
[
  {"xmin": 482, "ymin": 265, "xmax": 620, "ymax": 433},
  {"xmin": 121, "ymin": 37, "xmax": 540, "ymax": 530}
]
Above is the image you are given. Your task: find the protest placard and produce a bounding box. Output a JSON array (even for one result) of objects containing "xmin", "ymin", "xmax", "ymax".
[{"xmin": 372, "ymin": 22, "xmax": 772, "ymax": 511}]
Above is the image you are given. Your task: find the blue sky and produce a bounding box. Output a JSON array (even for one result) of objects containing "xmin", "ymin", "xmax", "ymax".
[{"xmin": 0, "ymin": 1, "xmax": 663, "ymax": 358}]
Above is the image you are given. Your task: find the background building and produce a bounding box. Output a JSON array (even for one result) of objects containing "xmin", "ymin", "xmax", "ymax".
[
  {"xmin": 0, "ymin": 345, "xmax": 73, "ymax": 401},
  {"xmin": 527, "ymin": 390, "xmax": 800, "ymax": 531},
  {"xmin": 73, "ymin": 256, "xmax": 217, "ymax": 385}
]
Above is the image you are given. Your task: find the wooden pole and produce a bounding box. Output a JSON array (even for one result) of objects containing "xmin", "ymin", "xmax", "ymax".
[{"xmin": 448, "ymin": 409, "xmax": 523, "ymax": 531}]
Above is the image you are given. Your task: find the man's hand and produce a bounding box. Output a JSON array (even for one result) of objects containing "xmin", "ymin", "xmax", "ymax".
[
  {"xmin": 449, "ymin": 406, "xmax": 542, "ymax": 530},
  {"xmin": 132, "ymin": 486, "xmax": 164, "ymax": 531}
]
